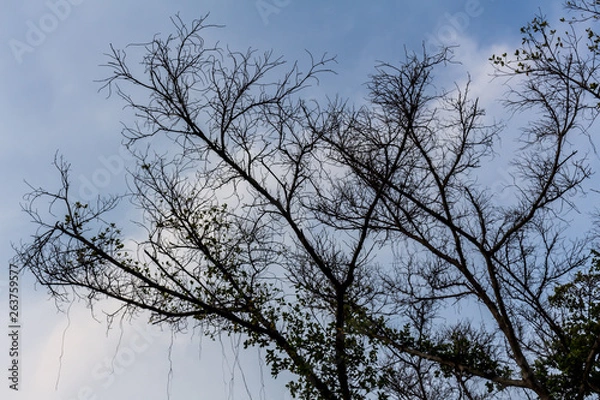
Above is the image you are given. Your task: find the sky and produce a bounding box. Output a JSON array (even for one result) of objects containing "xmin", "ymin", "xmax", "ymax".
[{"xmin": 0, "ymin": 0, "xmax": 582, "ymax": 399}]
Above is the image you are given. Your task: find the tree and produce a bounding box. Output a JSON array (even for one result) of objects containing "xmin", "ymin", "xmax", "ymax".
[
  {"xmin": 13, "ymin": 5, "xmax": 600, "ymax": 399},
  {"xmin": 535, "ymin": 250, "xmax": 600, "ymax": 398}
]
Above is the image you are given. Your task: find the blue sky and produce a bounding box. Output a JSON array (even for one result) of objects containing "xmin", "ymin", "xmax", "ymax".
[{"xmin": 0, "ymin": 0, "xmax": 579, "ymax": 399}]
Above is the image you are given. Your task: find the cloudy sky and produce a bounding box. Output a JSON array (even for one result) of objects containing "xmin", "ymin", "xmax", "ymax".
[{"xmin": 0, "ymin": 0, "xmax": 580, "ymax": 399}]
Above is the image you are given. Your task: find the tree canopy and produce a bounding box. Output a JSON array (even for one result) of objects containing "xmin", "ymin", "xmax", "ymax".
[{"xmin": 14, "ymin": 2, "xmax": 600, "ymax": 399}]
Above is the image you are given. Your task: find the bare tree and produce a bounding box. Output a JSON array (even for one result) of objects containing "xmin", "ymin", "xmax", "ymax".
[{"xmin": 14, "ymin": 6, "xmax": 600, "ymax": 399}]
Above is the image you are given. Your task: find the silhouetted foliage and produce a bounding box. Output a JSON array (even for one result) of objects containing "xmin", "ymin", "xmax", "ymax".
[{"xmin": 15, "ymin": 4, "xmax": 600, "ymax": 399}]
